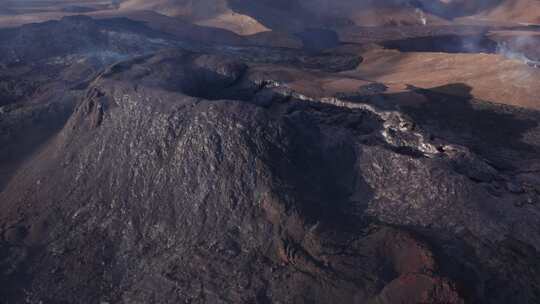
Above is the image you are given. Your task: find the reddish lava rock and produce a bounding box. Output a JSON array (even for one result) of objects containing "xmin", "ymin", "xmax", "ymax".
[{"xmin": 376, "ymin": 273, "xmax": 464, "ymax": 304}]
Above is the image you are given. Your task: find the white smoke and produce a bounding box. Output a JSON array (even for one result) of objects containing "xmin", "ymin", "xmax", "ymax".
[
  {"xmin": 497, "ymin": 36, "xmax": 540, "ymax": 68},
  {"xmin": 415, "ymin": 8, "xmax": 427, "ymax": 25}
]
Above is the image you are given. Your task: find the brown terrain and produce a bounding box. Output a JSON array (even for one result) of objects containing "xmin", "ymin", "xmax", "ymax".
[{"xmin": 475, "ymin": 0, "xmax": 540, "ymax": 24}]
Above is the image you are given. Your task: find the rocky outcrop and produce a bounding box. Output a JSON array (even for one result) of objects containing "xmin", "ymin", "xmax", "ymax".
[
  {"xmin": 0, "ymin": 15, "xmax": 178, "ymax": 66},
  {"xmin": 1, "ymin": 49, "xmax": 540, "ymax": 303}
]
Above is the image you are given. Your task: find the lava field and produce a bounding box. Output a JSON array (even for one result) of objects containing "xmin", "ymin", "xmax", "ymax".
[{"xmin": 1, "ymin": 1, "xmax": 540, "ymax": 304}]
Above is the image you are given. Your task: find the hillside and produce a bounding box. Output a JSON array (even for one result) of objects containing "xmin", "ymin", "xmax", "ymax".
[
  {"xmin": 480, "ymin": 0, "xmax": 540, "ymax": 24},
  {"xmin": 118, "ymin": 0, "xmax": 449, "ymax": 30},
  {"xmin": 119, "ymin": 0, "xmax": 271, "ymax": 34},
  {"xmin": 2, "ymin": 46, "xmax": 540, "ymax": 303},
  {"xmin": 1, "ymin": 2, "xmax": 540, "ymax": 303}
]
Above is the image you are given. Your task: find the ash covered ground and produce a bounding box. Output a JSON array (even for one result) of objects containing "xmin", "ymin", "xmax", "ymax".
[{"xmin": 1, "ymin": 1, "xmax": 540, "ymax": 303}]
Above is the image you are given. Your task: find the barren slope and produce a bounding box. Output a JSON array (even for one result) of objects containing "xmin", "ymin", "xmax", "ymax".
[
  {"xmin": 2, "ymin": 47, "xmax": 540, "ymax": 303},
  {"xmin": 349, "ymin": 47, "xmax": 540, "ymax": 109},
  {"xmin": 479, "ymin": 0, "xmax": 540, "ymax": 24},
  {"xmin": 1, "ymin": 5, "xmax": 540, "ymax": 304}
]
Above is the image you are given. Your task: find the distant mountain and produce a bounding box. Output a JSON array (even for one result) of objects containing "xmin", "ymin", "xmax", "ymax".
[
  {"xmin": 118, "ymin": 0, "xmax": 540, "ymax": 29},
  {"xmin": 119, "ymin": 0, "xmax": 272, "ymax": 34},
  {"xmin": 119, "ymin": 0, "xmax": 227, "ymax": 17},
  {"xmin": 479, "ymin": 0, "xmax": 540, "ymax": 24},
  {"xmin": 416, "ymin": 0, "xmax": 540, "ymax": 23},
  {"xmin": 118, "ymin": 0, "xmax": 450, "ymax": 32},
  {"xmin": 3, "ymin": 0, "xmax": 535, "ymax": 34}
]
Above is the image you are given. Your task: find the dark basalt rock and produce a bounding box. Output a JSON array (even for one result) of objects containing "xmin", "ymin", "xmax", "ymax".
[
  {"xmin": 296, "ymin": 28, "xmax": 340, "ymax": 53},
  {"xmin": 381, "ymin": 34, "xmax": 498, "ymax": 54},
  {"xmin": 0, "ymin": 47, "xmax": 540, "ymax": 303},
  {"xmin": 0, "ymin": 15, "xmax": 178, "ymax": 66}
]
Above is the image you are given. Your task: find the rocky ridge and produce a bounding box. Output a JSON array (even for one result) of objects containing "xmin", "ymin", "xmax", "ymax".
[{"xmin": 0, "ymin": 48, "xmax": 539, "ymax": 303}]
